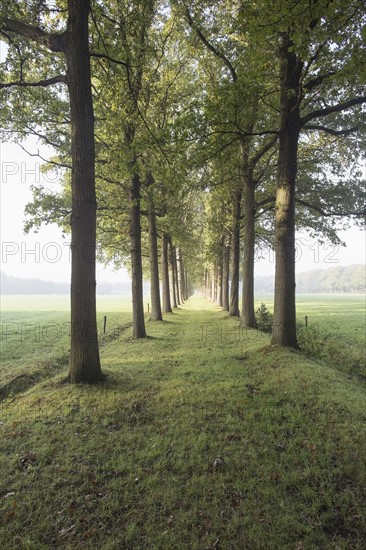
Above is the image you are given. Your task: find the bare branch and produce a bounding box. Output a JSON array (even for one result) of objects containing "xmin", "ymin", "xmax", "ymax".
[
  {"xmin": 303, "ymin": 124, "xmax": 359, "ymax": 136},
  {"xmin": 250, "ymin": 136, "xmax": 278, "ymax": 168},
  {"xmin": 0, "ymin": 75, "xmax": 66, "ymax": 89},
  {"xmin": 90, "ymin": 52, "xmax": 130, "ymax": 69},
  {"xmin": 256, "ymin": 196, "xmax": 275, "ymax": 208},
  {"xmin": 24, "ymin": 125, "xmax": 62, "ymax": 149},
  {"xmin": 303, "ymin": 71, "xmax": 336, "ymax": 92},
  {"xmin": 96, "ymin": 174, "xmax": 129, "ymax": 191},
  {"xmin": 255, "ymin": 205, "xmax": 274, "ymax": 219},
  {"xmin": 18, "ymin": 143, "xmax": 71, "ymax": 170},
  {"xmin": 187, "ymin": 128, "xmax": 279, "ymax": 143},
  {"xmin": 296, "ymin": 198, "xmax": 366, "ymax": 217},
  {"xmin": 301, "ymin": 95, "xmax": 366, "ymax": 125},
  {"xmin": 184, "ymin": 8, "xmax": 237, "ymax": 82}
]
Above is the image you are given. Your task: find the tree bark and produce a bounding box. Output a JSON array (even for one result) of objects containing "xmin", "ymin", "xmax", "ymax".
[
  {"xmin": 130, "ymin": 171, "xmax": 146, "ymax": 338},
  {"xmin": 168, "ymin": 236, "xmax": 177, "ymax": 308},
  {"xmin": 185, "ymin": 269, "xmax": 190, "ymax": 298},
  {"xmin": 217, "ymin": 249, "xmax": 223, "ymax": 307},
  {"xmin": 162, "ymin": 232, "xmax": 172, "ymax": 313},
  {"xmin": 229, "ymin": 188, "xmax": 242, "ymax": 316},
  {"xmin": 241, "ymin": 143, "xmax": 257, "ymax": 328},
  {"xmin": 271, "ymin": 34, "xmax": 303, "ymax": 348},
  {"xmin": 204, "ymin": 267, "xmax": 208, "ymax": 299},
  {"xmin": 217, "ymin": 235, "xmax": 224, "ymax": 307},
  {"xmin": 148, "ymin": 198, "xmax": 162, "ymax": 321},
  {"xmin": 180, "ymin": 251, "xmax": 187, "ymax": 301},
  {"xmin": 222, "ymin": 233, "xmax": 230, "ymax": 312},
  {"xmin": 177, "ymin": 247, "xmax": 185, "ymax": 303},
  {"xmin": 173, "ymin": 246, "xmax": 181, "ymax": 305},
  {"xmin": 67, "ymin": 0, "xmax": 103, "ymax": 383}
]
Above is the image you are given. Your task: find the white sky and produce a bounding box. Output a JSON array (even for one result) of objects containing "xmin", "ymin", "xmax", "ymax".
[
  {"xmin": 0, "ymin": 141, "xmax": 130, "ymax": 284},
  {"xmin": 0, "ymin": 140, "xmax": 365, "ymax": 284}
]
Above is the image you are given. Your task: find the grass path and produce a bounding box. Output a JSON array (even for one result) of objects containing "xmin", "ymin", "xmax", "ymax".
[{"xmin": 1, "ymin": 297, "xmax": 366, "ymax": 549}]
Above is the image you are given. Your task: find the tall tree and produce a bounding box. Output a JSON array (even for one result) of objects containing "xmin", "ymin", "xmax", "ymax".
[
  {"xmin": 268, "ymin": 1, "xmax": 366, "ymax": 347},
  {"xmin": 162, "ymin": 232, "xmax": 173, "ymax": 313},
  {"xmin": 147, "ymin": 177, "xmax": 163, "ymax": 321},
  {"xmin": 1, "ymin": 0, "xmax": 104, "ymax": 382}
]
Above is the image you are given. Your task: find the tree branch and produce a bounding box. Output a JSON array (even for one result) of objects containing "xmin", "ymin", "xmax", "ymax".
[
  {"xmin": 255, "ymin": 205, "xmax": 274, "ymax": 219},
  {"xmin": 303, "ymin": 71, "xmax": 336, "ymax": 92},
  {"xmin": 2, "ymin": 18, "xmax": 67, "ymax": 52},
  {"xmin": 301, "ymin": 95, "xmax": 366, "ymax": 125},
  {"xmin": 184, "ymin": 8, "xmax": 237, "ymax": 82},
  {"xmin": 296, "ymin": 198, "xmax": 366, "ymax": 217},
  {"xmin": 24, "ymin": 125, "xmax": 62, "ymax": 149},
  {"xmin": 0, "ymin": 75, "xmax": 66, "ymax": 89},
  {"xmin": 256, "ymin": 196, "xmax": 275, "ymax": 208},
  {"xmin": 90, "ymin": 52, "xmax": 129, "ymax": 69},
  {"xmin": 250, "ymin": 136, "xmax": 278, "ymax": 168},
  {"xmin": 303, "ymin": 124, "xmax": 359, "ymax": 136},
  {"xmin": 18, "ymin": 143, "xmax": 71, "ymax": 170}
]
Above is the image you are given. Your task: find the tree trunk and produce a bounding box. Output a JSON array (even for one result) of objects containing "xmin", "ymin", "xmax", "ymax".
[
  {"xmin": 229, "ymin": 188, "xmax": 242, "ymax": 316},
  {"xmin": 271, "ymin": 34, "xmax": 303, "ymax": 348},
  {"xmin": 177, "ymin": 247, "xmax": 185, "ymax": 303},
  {"xmin": 173, "ymin": 246, "xmax": 181, "ymax": 305},
  {"xmin": 162, "ymin": 232, "xmax": 172, "ymax": 313},
  {"xmin": 222, "ymin": 234, "xmax": 230, "ymax": 312},
  {"xmin": 148, "ymin": 198, "xmax": 162, "ymax": 321},
  {"xmin": 67, "ymin": 0, "xmax": 103, "ymax": 383},
  {"xmin": 180, "ymin": 252, "xmax": 187, "ymax": 301},
  {"xmin": 185, "ymin": 269, "xmax": 190, "ymax": 298},
  {"xmin": 241, "ymin": 146, "xmax": 257, "ymax": 328},
  {"xmin": 168, "ymin": 236, "xmax": 177, "ymax": 308},
  {"xmin": 130, "ymin": 171, "xmax": 146, "ymax": 338},
  {"xmin": 217, "ymin": 236, "xmax": 224, "ymax": 307},
  {"xmin": 217, "ymin": 255, "xmax": 223, "ymax": 307}
]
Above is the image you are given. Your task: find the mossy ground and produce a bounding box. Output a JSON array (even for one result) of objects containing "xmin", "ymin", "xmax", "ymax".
[{"xmin": 1, "ymin": 295, "xmax": 365, "ymax": 549}]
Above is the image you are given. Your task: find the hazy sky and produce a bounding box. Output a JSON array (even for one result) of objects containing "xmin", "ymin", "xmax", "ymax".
[{"xmin": 1, "ymin": 140, "xmax": 365, "ymax": 284}]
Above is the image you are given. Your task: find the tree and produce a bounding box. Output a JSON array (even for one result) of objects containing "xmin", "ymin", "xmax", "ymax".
[
  {"xmin": 268, "ymin": 1, "xmax": 366, "ymax": 347},
  {"xmin": 146, "ymin": 175, "xmax": 163, "ymax": 321},
  {"xmin": 1, "ymin": 0, "xmax": 104, "ymax": 382},
  {"xmin": 161, "ymin": 232, "xmax": 173, "ymax": 313}
]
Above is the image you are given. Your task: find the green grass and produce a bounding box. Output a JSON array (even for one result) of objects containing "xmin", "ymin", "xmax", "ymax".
[
  {"xmin": 1, "ymin": 295, "xmax": 366, "ymax": 549},
  {"xmin": 255, "ymin": 294, "xmax": 366, "ymax": 379},
  {"xmin": 0, "ymin": 295, "xmax": 147, "ymax": 394}
]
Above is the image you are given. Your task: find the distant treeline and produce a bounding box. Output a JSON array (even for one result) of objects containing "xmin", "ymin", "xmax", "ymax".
[
  {"xmin": 1, "ymin": 265, "xmax": 364, "ymax": 295},
  {"xmin": 255, "ymin": 265, "xmax": 365, "ymax": 294},
  {"xmin": 0, "ymin": 271, "xmax": 139, "ymax": 295}
]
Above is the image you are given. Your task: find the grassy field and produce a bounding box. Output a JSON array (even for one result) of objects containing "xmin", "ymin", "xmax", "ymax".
[
  {"xmin": 254, "ymin": 294, "xmax": 366, "ymax": 379},
  {"xmin": 0, "ymin": 295, "xmax": 147, "ymax": 394},
  {"xmin": 0, "ymin": 294, "xmax": 365, "ymax": 549}
]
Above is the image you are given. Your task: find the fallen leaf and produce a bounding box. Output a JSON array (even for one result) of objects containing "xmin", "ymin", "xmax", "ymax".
[
  {"xmin": 212, "ymin": 457, "xmax": 224, "ymax": 470},
  {"xmin": 59, "ymin": 525, "xmax": 75, "ymax": 537}
]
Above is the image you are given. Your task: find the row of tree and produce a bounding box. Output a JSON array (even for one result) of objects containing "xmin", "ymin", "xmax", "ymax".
[{"xmin": 1, "ymin": 0, "xmax": 365, "ymax": 382}]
